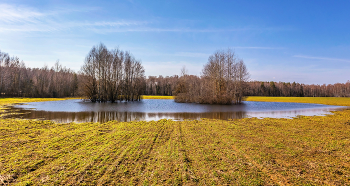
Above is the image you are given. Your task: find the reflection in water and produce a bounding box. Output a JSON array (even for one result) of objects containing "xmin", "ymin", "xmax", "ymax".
[
  {"xmin": 10, "ymin": 110, "xmax": 248, "ymax": 123},
  {"xmin": 5, "ymin": 99, "xmax": 347, "ymax": 123}
]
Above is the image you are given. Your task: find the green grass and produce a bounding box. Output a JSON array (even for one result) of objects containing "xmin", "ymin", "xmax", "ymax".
[
  {"xmin": 245, "ymin": 96, "xmax": 350, "ymax": 106},
  {"xmin": 0, "ymin": 97, "xmax": 78, "ymax": 106},
  {"xmin": 142, "ymin": 95, "xmax": 350, "ymax": 107},
  {"xmin": 0, "ymin": 97, "xmax": 350, "ymax": 185},
  {"xmin": 143, "ymin": 95, "xmax": 350, "ymax": 107},
  {"xmin": 0, "ymin": 97, "xmax": 79, "ymax": 117},
  {"xmin": 141, "ymin": 95, "xmax": 175, "ymax": 99}
]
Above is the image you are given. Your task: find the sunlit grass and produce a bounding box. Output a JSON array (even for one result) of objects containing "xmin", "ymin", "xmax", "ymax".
[
  {"xmin": 0, "ymin": 97, "xmax": 78, "ymax": 106},
  {"xmin": 0, "ymin": 97, "xmax": 350, "ymax": 185},
  {"xmin": 245, "ymin": 96, "xmax": 350, "ymax": 106},
  {"xmin": 141, "ymin": 95, "xmax": 175, "ymax": 99},
  {"xmin": 142, "ymin": 95, "xmax": 350, "ymax": 107},
  {"xmin": 0, "ymin": 98, "xmax": 78, "ymax": 117}
]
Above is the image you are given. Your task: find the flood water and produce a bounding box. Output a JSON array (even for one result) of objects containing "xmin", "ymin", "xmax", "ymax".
[{"xmin": 6, "ymin": 99, "xmax": 347, "ymax": 123}]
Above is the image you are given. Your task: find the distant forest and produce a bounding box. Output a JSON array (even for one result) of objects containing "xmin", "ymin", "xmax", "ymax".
[
  {"xmin": 144, "ymin": 76, "xmax": 350, "ymax": 97},
  {"xmin": 0, "ymin": 50, "xmax": 78, "ymax": 98},
  {"xmin": 1, "ymin": 48, "xmax": 350, "ymax": 100}
]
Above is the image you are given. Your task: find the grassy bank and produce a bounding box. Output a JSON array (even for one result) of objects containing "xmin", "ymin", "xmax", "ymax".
[
  {"xmin": 141, "ymin": 95, "xmax": 350, "ymax": 107},
  {"xmin": 141, "ymin": 95, "xmax": 175, "ymax": 99},
  {"xmin": 0, "ymin": 97, "xmax": 77, "ymax": 105},
  {"xmin": 246, "ymin": 96, "xmax": 350, "ymax": 107},
  {"xmin": 0, "ymin": 98, "xmax": 78, "ymax": 117},
  {"xmin": 0, "ymin": 97, "xmax": 350, "ymax": 185}
]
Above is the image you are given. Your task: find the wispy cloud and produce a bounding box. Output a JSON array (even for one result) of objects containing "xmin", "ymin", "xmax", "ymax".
[
  {"xmin": 0, "ymin": 3, "xmax": 147, "ymax": 32},
  {"xmin": 233, "ymin": 46, "xmax": 284, "ymax": 50},
  {"xmin": 87, "ymin": 26, "xmax": 287, "ymax": 33},
  {"xmin": 93, "ymin": 28, "xmax": 251, "ymax": 33},
  {"xmin": 293, "ymin": 55, "xmax": 350, "ymax": 63},
  {"xmin": 0, "ymin": 4, "xmax": 99, "ymax": 22},
  {"xmin": 0, "ymin": 3, "xmax": 285, "ymax": 34},
  {"xmin": 0, "ymin": 4, "xmax": 44, "ymax": 23}
]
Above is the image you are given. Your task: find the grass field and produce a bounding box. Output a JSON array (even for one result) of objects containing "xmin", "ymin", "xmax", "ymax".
[
  {"xmin": 142, "ymin": 95, "xmax": 350, "ymax": 107},
  {"xmin": 246, "ymin": 96, "xmax": 350, "ymax": 107},
  {"xmin": 0, "ymin": 98, "xmax": 79, "ymax": 118},
  {"xmin": 141, "ymin": 95, "xmax": 175, "ymax": 99},
  {"xmin": 1, "ymin": 97, "xmax": 350, "ymax": 185},
  {"xmin": 0, "ymin": 97, "xmax": 79, "ymax": 105}
]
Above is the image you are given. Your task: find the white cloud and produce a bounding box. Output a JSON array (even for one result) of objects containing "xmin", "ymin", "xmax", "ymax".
[
  {"xmin": 86, "ymin": 26, "xmax": 286, "ymax": 33},
  {"xmin": 234, "ymin": 46, "xmax": 284, "ymax": 50},
  {"xmin": 0, "ymin": 3, "xmax": 148, "ymax": 33},
  {"xmin": 0, "ymin": 4, "xmax": 44, "ymax": 23},
  {"xmin": 0, "ymin": 4, "xmax": 283, "ymax": 34},
  {"xmin": 293, "ymin": 55, "xmax": 350, "ymax": 63}
]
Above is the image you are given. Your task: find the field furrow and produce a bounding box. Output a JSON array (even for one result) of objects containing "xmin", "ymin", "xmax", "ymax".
[{"xmin": 1, "ymin": 97, "xmax": 350, "ymax": 185}]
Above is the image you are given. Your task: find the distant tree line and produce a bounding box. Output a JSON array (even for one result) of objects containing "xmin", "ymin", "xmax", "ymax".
[
  {"xmin": 174, "ymin": 49, "xmax": 249, "ymax": 104},
  {"xmin": 80, "ymin": 43, "xmax": 145, "ymax": 102},
  {"xmin": 246, "ymin": 81, "xmax": 350, "ymax": 97},
  {"xmin": 1, "ymin": 48, "xmax": 350, "ymax": 100},
  {"xmin": 0, "ymin": 50, "xmax": 78, "ymax": 98},
  {"xmin": 144, "ymin": 75, "xmax": 179, "ymax": 96},
  {"xmin": 143, "ymin": 77, "xmax": 350, "ymax": 98}
]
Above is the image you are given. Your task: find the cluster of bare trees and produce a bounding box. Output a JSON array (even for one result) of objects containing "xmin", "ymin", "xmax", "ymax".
[
  {"xmin": 0, "ymin": 50, "xmax": 78, "ymax": 98},
  {"xmin": 80, "ymin": 44, "xmax": 145, "ymax": 102},
  {"xmin": 175, "ymin": 49, "xmax": 249, "ymax": 104},
  {"xmin": 246, "ymin": 81, "xmax": 350, "ymax": 97}
]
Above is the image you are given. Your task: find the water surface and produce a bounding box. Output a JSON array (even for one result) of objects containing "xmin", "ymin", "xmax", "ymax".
[{"xmin": 7, "ymin": 99, "xmax": 346, "ymax": 123}]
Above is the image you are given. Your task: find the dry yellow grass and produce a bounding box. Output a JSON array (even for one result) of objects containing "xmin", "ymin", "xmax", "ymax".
[
  {"xmin": 246, "ymin": 96, "xmax": 350, "ymax": 106},
  {"xmin": 141, "ymin": 95, "xmax": 175, "ymax": 99},
  {"xmin": 142, "ymin": 95, "xmax": 350, "ymax": 107},
  {"xmin": 0, "ymin": 97, "xmax": 350, "ymax": 185},
  {"xmin": 0, "ymin": 97, "xmax": 78, "ymax": 106},
  {"xmin": 0, "ymin": 97, "xmax": 78, "ymax": 117}
]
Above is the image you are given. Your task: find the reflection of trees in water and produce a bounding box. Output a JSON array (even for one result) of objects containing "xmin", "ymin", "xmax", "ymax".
[
  {"xmin": 12, "ymin": 110, "xmax": 248, "ymax": 123},
  {"xmin": 8, "ymin": 107, "xmax": 344, "ymax": 123},
  {"xmin": 21, "ymin": 111, "xmax": 146, "ymax": 123}
]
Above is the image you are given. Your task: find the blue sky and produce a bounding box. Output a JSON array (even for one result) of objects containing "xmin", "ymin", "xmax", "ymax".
[{"xmin": 0, "ymin": 0, "xmax": 349, "ymax": 84}]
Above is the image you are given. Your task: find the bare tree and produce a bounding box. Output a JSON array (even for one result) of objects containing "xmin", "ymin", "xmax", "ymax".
[
  {"xmin": 175, "ymin": 49, "xmax": 249, "ymax": 104},
  {"xmin": 80, "ymin": 43, "xmax": 145, "ymax": 102}
]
